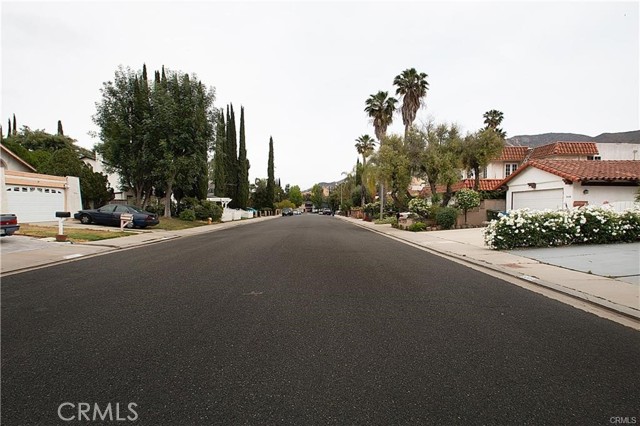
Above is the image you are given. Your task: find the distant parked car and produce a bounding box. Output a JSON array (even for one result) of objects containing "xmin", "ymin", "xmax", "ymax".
[
  {"xmin": 74, "ymin": 204, "xmax": 159, "ymax": 228},
  {"xmin": 282, "ymin": 208, "xmax": 293, "ymax": 216},
  {"xmin": 0, "ymin": 214, "xmax": 20, "ymax": 236},
  {"xmin": 322, "ymin": 208, "xmax": 332, "ymax": 215},
  {"xmin": 293, "ymin": 210, "xmax": 302, "ymax": 215}
]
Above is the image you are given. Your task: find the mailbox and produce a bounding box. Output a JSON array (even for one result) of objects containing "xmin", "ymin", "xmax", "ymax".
[
  {"xmin": 55, "ymin": 211, "xmax": 71, "ymax": 218},
  {"xmin": 120, "ymin": 213, "xmax": 134, "ymax": 231}
]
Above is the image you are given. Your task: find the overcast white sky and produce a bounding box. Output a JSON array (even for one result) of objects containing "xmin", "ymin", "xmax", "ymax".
[{"xmin": 2, "ymin": 1, "xmax": 638, "ymax": 190}]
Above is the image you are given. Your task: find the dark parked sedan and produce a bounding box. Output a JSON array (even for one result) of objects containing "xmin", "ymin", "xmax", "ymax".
[{"xmin": 74, "ymin": 204, "xmax": 159, "ymax": 228}]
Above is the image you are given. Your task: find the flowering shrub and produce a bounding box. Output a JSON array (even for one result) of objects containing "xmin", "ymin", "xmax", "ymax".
[
  {"xmin": 408, "ymin": 197, "xmax": 431, "ymax": 218},
  {"xmin": 484, "ymin": 205, "xmax": 640, "ymax": 250}
]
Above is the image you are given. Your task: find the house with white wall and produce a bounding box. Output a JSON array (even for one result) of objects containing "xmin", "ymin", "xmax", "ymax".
[
  {"xmin": 500, "ymin": 160, "xmax": 640, "ymax": 212},
  {"xmin": 1, "ymin": 144, "xmax": 82, "ymax": 222},
  {"xmin": 81, "ymin": 151, "xmax": 130, "ymax": 201}
]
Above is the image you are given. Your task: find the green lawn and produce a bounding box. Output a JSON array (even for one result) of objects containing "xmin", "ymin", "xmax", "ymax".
[
  {"xmin": 154, "ymin": 217, "xmax": 213, "ymax": 231},
  {"xmin": 16, "ymin": 217, "xmax": 213, "ymax": 242},
  {"xmin": 17, "ymin": 225, "xmax": 133, "ymax": 242}
]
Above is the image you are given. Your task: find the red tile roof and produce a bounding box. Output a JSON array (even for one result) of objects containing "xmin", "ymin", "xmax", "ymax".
[
  {"xmin": 495, "ymin": 146, "xmax": 529, "ymax": 162},
  {"xmin": 528, "ymin": 141, "xmax": 599, "ymax": 159},
  {"xmin": 500, "ymin": 160, "xmax": 640, "ymax": 185},
  {"xmin": 419, "ymin": 179, "xmax": 504, "ymax": 196}
]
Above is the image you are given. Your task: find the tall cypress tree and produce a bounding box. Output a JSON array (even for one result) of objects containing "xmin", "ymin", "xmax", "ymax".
[
  {"xmin": 213, "ymin": 108, "xmax": 226, "ymax": 197},
  {"xmin": 224, "ymin": 104, "xmax": 239, "ymax": 206},
  {"xmin": 57, "ymin": 120, "xmax": 64, "ymax": 136},
  {"xmin": 237, "ymin": 106, "xmax": 249, "ymax": 208},
  {"xmin": 265, "ymin": 136, "xmax": 275, "ymax": 209},
  {"xmin": 12, "ymin": 114, "xmax": 17, "ymax": 136},
  {"xmin": 8, "ymin": 118, "xmax": 12, "ymax": 137}
]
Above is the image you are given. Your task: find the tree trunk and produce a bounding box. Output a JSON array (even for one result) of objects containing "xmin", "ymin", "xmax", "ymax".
[
  {"xmin": 474, "ymin": 167, "xmax": 480, "ymax": 191},
  {"xmin": 164, "ymin": 178, "xmax": 174, "ymax": 218},
  {"xmin": 134, "ymin": 183, "xmax": 144, "ymax": 207},
  {"xmin": 361, "ymin": 156, "xmax": 366, "ymax": 207},
  {"xmin": 442, "ymin": 184, "xmax": 454, "ymax": 207},
  {"xmin": 429, "ymin": 182, "xmax": 438, "ymax": 202}
]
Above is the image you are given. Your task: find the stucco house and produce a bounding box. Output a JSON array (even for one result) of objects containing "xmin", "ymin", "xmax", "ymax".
[
  {"xmin": 500, "ymin": 160, "xmax": 640, "ymax": 212},
  {"xmin": 1, "ymin": 144, "xmax": 82, "ymax": 223},
  {"xmin": 80, "ymin": 151, "xmax": 131, "ymax": 202}
]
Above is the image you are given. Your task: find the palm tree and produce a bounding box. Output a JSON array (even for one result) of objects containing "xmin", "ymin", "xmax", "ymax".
[
  {"xmin": 393, "ymin": 68, "xmax": 429, "ymax": 138},
  {"xmin": 364, "ymin": 91, "xmax": 397, "ymax": 143},
  {"xmin": 355, "ymin": 134, "xmax": 376, "ymax": 207},
  {"xmin": 365, "ymin": 91, "xmax": 397, "ymax": 218},
  {"xmin": 483, "ymin": 109, "xmax": 507, "ymax": 139},
  {"xmin": 354, "ymin": 134, "xmax": 376, "ymax": 167}
]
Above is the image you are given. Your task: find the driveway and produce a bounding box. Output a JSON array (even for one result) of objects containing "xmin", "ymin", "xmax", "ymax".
[
  {"xmin": 0, "ymin": 235, "xmax": 52, "ymax": 254},
  {"xmin": 508, "ymin": 243, "xmax": 640, "ymax": 285}
]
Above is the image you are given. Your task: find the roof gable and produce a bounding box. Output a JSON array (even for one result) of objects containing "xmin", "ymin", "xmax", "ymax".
[{"xmin": 0, "ymin": 144, "xmax": 37, "ymax": 172}]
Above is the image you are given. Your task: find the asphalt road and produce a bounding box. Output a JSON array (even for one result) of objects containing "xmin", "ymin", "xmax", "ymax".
[{"xmin": 2, "ymin": 214, "xmax": 639, "ymax": 425}]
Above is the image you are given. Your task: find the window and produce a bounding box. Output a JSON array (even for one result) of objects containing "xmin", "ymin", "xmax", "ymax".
[
  {"xmin": 587, "ymin": 155, "xmax": 601, "ymax": 161},
  {"xmin": 505, "ymin": 163, "xmax": 518, "ymax": 177}
]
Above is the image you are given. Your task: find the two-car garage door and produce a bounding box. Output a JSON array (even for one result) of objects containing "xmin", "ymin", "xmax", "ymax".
[
  {"xmin": 512, "ymin": 189, "xmax": 564, "ymax": 211},
  {"xmin": 4, "ymin": 185, "xmax": 65, "ymax": 222}
]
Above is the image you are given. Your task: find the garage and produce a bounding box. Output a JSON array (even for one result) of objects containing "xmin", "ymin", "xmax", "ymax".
[
  {"xmin": 4, "ymin": 185, "xmax": 65, "ymax": 222},
  {"xmin": 512, "ymin": 188, "xmax": 564, "ymax": 211}
]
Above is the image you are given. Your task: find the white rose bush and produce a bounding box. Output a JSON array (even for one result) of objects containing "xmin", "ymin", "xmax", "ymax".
[{"xmin": 483, "ymin": 205, "xmax": 640, "ymax": 250}]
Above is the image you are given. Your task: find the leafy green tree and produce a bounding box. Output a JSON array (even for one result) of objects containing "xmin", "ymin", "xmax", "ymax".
[
  {"xmin": 95, "ymin": 65, "xmax": 214, "ymax": 216},
  {"xmin": 372, "ymin": 134, "xmax": 411, "ymax": 211},
  {"xmin": 393, "ymin": 68, "xmax": 429, "ymax": 137},
  {"xmin": 94, "ymin": 66, "xmax": 152, "ymax": 206},
  {"xmin": 311, "ymin": 184, "xmax": 324, "ymax": 209},
  {"xmin": 420, "ymin": 122, "xmax": 464, "ymax": 207},
  {"xmin": 461, "ymin": 128, "xmax": 504, "ymax": 191},
  {"xmin": 79, "ymin": 165, "xmax": 113, "ymax": 209},
  {"xmin": 288, "ymin": 185, "xmax": 303, "ymax": 207},
  {"xmin": 456, "ymin": 188, "xmax": 481, "ymax": 224},
  {"xmin": 483, "ymin": 109, "xmax": 507, "ymax": 139},
  {"xmin": 250, "ymin": 178, "xmax": 268, "ymax": 209},
  {"xmin": 265, "ymin": 137, "xmax": 275, "ymax": 208},
  {"xmin": 237, "ymin": 106, "xmax": 250, "ymax": 209},
  {"xmin": 275, "ymin": 200, "xmax": 296, "ymax": 209}
]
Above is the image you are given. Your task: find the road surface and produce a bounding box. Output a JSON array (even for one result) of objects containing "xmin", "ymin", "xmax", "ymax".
[{"xmin": 2, "ymin": 214, "xmax": 638, "ymax": 424}]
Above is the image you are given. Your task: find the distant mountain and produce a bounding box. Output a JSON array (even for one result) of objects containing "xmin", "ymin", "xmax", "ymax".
[
  {"xmin": 507, "ymin": 130, "xmax": 640, "ymax": 147},
  {"xmin": 302, "ymin": 180, "xmax": 345, "ymax": 193}
]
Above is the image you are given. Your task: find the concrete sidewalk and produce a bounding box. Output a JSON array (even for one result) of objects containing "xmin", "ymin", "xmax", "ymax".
[{"xmin": 335, "ymin": 216, "xmax": 640, "ymax": 322}]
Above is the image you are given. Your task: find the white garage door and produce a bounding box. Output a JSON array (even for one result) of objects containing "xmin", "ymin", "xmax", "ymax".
[
  {"xmin": 512, "ymin": 189, "xmax": 564, "ymax": 211},
  {"xmin": 4, "ymin": 185, "xmax": 65, "ymax": 223}
]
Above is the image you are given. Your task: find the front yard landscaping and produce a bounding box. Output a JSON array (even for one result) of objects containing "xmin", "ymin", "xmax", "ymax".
[{"xmin": 484, "ymin": 206, "xmax": 640, "ymax": 250}]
